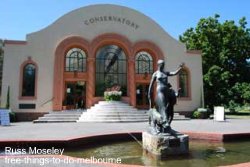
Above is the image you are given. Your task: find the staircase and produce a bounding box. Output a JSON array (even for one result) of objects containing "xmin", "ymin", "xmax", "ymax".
[
  {"xmin": 33, "ymin": 110, "xmax": 83, "ymax": 123},
  {"xmin": 78, "ymin": 101, "xmax": 148, "ymax": 122},
  {"xmin": 33, "ymin": 101, "xmax": 189, "ymax": 123},
  {"xmin": 77, "ymin": 101, "xmax": 189, "ymax": 123},
  {"xmin": 173, "ymin": 113, "xmax": 189, "ymax": 120}
]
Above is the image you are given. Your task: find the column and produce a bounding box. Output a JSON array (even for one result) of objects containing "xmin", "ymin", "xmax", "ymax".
[
  {"xmin": 128, "ymin": 58, "xmax": 136, "ymax": 107},
  {"xmin": 86, "ymin": 57, "xmax": 95, "ymax": 108}
]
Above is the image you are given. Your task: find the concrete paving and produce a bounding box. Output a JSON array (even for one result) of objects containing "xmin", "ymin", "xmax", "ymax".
[{"xmin": 0, "ymin": 119, "xmax": 250, "ymax": 140}]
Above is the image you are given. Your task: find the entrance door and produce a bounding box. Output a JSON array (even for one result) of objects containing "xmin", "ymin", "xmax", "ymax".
[
  {"xmin": 136, "ymin": 84, "xmax": 149, "ymax": 109},
  {"xmin": 64, "ymin": 81, "xmax": 86, "ymax": 110}
]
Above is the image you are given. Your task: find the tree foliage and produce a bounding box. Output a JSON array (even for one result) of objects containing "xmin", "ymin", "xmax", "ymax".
[{"xmin": 180, "ymin": 14, "xmax": 250, "ymax": 108}]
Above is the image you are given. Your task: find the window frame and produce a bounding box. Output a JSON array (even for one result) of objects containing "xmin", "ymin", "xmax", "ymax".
[
  {"xmin": 95, "ymin": 45, "xmax": 127, "ymax": 96},
  {"xmin": 19, "ymin": 58, "xmax": 38, "ymax": 100},
  {"xmin": 65, "ymin": 48, "xmax": 87, "ymax": 72},
  {"xmin": 177, "ymin": 67, "xmax": 191, "ymax": 100},
  {"xmin": 135, "ymin": 51, "xmax": 153, "ymax": 74}
]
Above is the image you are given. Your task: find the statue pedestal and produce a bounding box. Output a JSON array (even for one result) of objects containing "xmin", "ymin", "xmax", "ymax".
[{"xmin": 143, "ymin": 131, "xmax": 189, "ymax": 159}]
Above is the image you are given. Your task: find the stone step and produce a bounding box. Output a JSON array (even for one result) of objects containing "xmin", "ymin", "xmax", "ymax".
[
  {"xmin": 35, "ymin": 101, "xmax": 190, "ymax": 123},
  {"xmin": 174, "ymin": 118, "xmax": 190, "ymax": 120},
  {"xmin": 80, "ymin": 114, "xmax": 147, "ymax": 118},
  {"xmin": 92, "ymin": 103, "xmax": 131, "ymax": 107},
  {"xmin": 79, "ymin": 116, "xmax": 148, "ymax": 120},
  {"xmin": 79, "ymin": 101, "xmax": 148, "ymax": 122},
  {"xmin": 79, "ymin": 120, "xmax": 147, "ymax": 123},
  {"xmin": 81, "ymin": 100, "xmax": 147, "ymax": 123},
  {"xmin": 85, "ymin": 111, "xmax": 147, "ymax": 114},
  {"xmin": 36, "ymin": 117, "xmax": 79, "ymax": 121},
  {"xmin": 89, "ymin": 107, "xmax": 137, "ymax": 111},
  {"xmin": 79, "ymin": 115, "xmax": 186, "ymax": 119},
  {"xmin": 81, "ymin": 114, "xmax": 148, "ymax": 117},
  {"xmin": 78, "ymin": 101, "xmax": 190, "ymax": 123},
  {"xmin": 49, "ymin": 110, "xmax": 83, "ymax": 115},
  {"xmin": 78, "ymin": 115, "xmax": 188, "ymax": 120},
  {"xmin": 88, "ymin": 108, "xmax": 137, "ymax": 113},
  {"xmin": 80, "ymin": 116, "xmax": 148, "ymax": 119},
  {"xmin": 33, "ymin": 110, "xmax": 84, "ymax": 123},
  {"xmin": 83, "ymin": 111, "xmax": 181, "ymax": 115},
  {"xmin": 44, "ymin": 114, "xmax": 82, "ymax": 117},
  {"xmin": 78, "ymin": 117, "xmax": 189, "ymax": 122},
  {"xmin": 34, "ymin": 120, "xmax": 76, "ymax": 123},
  {"xmin": 88, "ymin": 106, "xmax": 137, "ymax": 111},
  {"xmin": 77, "ymin": 119, "xmax": 148, "ymax": 123}
]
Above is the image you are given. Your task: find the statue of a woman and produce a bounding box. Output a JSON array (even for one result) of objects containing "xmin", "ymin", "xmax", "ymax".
[{"xmin": 148, "ymin": 59, "xmax": 184, "ymax": 133}]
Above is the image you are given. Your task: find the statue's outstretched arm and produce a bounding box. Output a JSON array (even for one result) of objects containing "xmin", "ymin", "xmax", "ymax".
[
  {"xmin": 148, "ymin": 72, "xmax": 156, "ymax": 109},
  {"xmin": 169, "ymin": 63, "xmax": 185, "ymax": 76}
]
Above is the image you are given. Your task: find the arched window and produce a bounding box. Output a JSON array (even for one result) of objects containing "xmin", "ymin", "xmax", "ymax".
[
  {"xmin": 65, "ymin": 48, "xmax": 86, "ymax": 72},
  {"xmin": 95, "ymin": 45, "xmax": 127, "ymax": 96},
  {"xmin": 135, "ymin": 51, "xmax": 153, "ymax": 74},
  {"xmin": 22, "ymin": 64, "xmax": 36, "ymax": 97},
  {"xmin": 179, "ymin": 69, "xmax": 189, "ymax": 97}
]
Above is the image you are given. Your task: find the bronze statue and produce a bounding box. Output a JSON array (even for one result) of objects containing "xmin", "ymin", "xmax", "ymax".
[{"xmin": 148, "ymin": 59, "xmax": 184, "ymax": 134}]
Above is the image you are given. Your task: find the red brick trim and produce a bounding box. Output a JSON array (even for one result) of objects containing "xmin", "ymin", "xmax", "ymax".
[
  {"xmin": 91, "ymin": 33, "xmax": 133, "ymax": 57},
  {"xmin": 184, "ymin": 131, "xmax": 223, "ymax": 141},
  {"xmin": 4, "ymin": 40, "xmax": 27, "ymax": 45},
  {"xmin": 53, "ymin": 36, "xmax": 90, "ymax": 110},
  {"xmin": 177, "ymin": 66, "xmax": 192, "ymax": 100},
  {"xmin": 1, "ymin": 131, "xmax": 250, "ymax": 148},
  {"xmin": 0, "ymin": 132, "xmax": 142, "ymax": 148},
  {"xmin": 133, "ymin": 40, "xmax": 164, "ymax": 65},
  {"xmin": 19, "ymin": 57, "xmax": 38, "ymax": 100}
]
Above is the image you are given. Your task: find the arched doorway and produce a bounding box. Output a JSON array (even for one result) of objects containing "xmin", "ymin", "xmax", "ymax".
[
  {"xmin": 53, "ymin": 36, "xmax": 90, "ymax": 111},
  {"xmin": 63, "ymin": 48, "xmax": 87, "ymax": 109},
  {"xmin": 95, "ymin": 45, "xmax": 127, "ymax": 96},
  {"xmin": 135, "ymin": 51, "xmax": 153, "ymax": 109}
]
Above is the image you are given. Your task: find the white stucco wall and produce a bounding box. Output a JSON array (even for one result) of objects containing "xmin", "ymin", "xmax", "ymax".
[{"xmin": 1, "ymin": 4, "xmax": 203, "ymax": 113}]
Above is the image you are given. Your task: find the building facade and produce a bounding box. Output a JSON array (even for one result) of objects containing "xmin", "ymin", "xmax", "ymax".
[{"xmin": 1, "ymin": 4, "xmax": 203, "ymax": 118}]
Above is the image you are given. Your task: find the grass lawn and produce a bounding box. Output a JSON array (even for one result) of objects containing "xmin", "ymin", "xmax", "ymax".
[
  {"xmin": 225, "ymin": 109, "xmax": 250, "ymax": 119},
  {"xmin": 226, "ymin": 115, "xmax": 250, "ymax": 119}
]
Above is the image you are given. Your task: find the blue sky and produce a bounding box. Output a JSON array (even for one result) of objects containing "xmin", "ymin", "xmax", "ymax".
[{"xmin": 1, "ymin": 0, "xmax": 250, "ymax": 40}]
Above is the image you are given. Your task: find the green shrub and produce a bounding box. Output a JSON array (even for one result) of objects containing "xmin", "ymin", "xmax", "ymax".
[
  {"xmin": 192, "ymin": 111, "xmax": 201, "ymax": 119},
  {"xmin": 227, "ymin": 102, "xmax": 250, "ymax": 114},
  {"xmin": 241, "ymin": 104, "xmax": 250, "ymax": 113},
  {"xmin": 192, "ymin": 108, "xmax": 210, "ymax": 119}
]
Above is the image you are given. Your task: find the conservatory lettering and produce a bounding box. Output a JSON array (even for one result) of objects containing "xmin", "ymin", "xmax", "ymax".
[{"xmin": 84, "ymin": 16, "xmax": 139, "ymax": 30}]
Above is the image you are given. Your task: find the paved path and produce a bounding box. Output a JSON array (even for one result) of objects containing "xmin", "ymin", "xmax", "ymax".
[{"xmin": 0, "ymin": 119, "xmax": 250, "ymax": 140}]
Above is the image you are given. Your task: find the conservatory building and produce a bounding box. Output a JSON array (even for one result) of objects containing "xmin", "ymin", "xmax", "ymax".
[{"xmin": 1, "ymin": 4, "xmax": 203, "ymax": 119}]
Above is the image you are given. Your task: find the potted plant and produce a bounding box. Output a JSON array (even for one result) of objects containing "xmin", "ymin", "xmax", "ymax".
[{"xmin": 104, "ymin": 90, "xmax": 122, "ymax": 101}]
